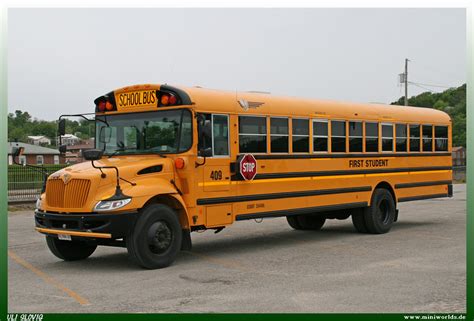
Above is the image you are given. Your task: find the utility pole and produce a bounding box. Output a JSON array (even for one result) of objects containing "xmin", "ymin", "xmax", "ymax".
[{"xmin": 404, "ymin": 58, "xmax": 409, "ymax": 106}]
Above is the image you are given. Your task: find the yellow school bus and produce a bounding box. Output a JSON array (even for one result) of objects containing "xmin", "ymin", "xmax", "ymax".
[{"xmin": 31, "ymin": 84, "xmax": 452, "ymax": 269}]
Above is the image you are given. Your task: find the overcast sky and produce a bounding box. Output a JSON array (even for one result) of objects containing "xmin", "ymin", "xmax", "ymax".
[{"xmin": 8, "ymin": 8, "xmax": 466, "ymax": 120}]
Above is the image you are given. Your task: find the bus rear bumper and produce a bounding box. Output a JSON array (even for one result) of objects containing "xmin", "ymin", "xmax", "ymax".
[{"xmin": 34, "ymin": 210, "xmax": 138, "ymax": 240}]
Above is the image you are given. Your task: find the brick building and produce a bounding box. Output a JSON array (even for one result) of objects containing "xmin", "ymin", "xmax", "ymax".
[{"xmin": 8, "ymin": 142, "xmax": 64, "ymax": 165}]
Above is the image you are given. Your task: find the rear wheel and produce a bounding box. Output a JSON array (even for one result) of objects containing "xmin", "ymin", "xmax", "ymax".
[
  {"xmin": 287, "ymin": 215, "xmax": 326, "ymax": 230},
  {"xmin": 363, "ymin": 188, "xmax": 396, "ymax": 234},
  {"xmin": 126, "ymin": 204, "xmax": 182, "ymax": 269},
  {"xmin": 46, "ymin": 236, "xmax": 97, "ymax": 261},
  {"xmin": 351, "ymin": 208, "xmax": 368, "ymax": 233}
]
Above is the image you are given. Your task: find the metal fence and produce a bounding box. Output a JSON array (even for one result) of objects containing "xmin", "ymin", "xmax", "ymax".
[{"xmin": 8, "ymin": 164, "xmax": 67, "ymax": 203}]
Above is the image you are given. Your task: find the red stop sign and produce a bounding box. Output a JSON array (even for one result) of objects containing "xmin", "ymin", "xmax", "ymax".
[{"xmin": 239, "ymin": 154, "xmax": 257, "ymax": 181}]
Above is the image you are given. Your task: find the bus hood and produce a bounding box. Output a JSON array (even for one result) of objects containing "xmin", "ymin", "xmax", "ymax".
[
  {"xmin": 55, "ymin": 155, "xmax": 174, "ymax": 182},
  {"xmin": 42, "ymin": 155, "xmax": 176, "ymax": 212}
]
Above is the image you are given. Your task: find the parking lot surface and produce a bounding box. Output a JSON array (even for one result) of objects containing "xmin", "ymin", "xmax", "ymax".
[{"xmin": 8, "ymin": 184, "xmax": 466, "ymax": 313}]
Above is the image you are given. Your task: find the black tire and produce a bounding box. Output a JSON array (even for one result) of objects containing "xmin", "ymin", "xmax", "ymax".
[
  {"xmin": 297, "ymin": 215, "xmax": 326, "ymax": 230},
  {"xmin": 363, "ymin": 188, "xmax": 396, "ymax": 234},
  {"xmin": 126, "ymin": 204, "xmax": 182, "ymax": 269},
  {"xmin": 287, "ymin": 215, "xmax": 326, "ymax": 230},
  {"xmin": 46, "ymin": 236, "xmax": 97, "ymax": 261},
  {"xmin": 351, "ymin": 208, "xmax": 368, "ymax": 233},
  {"xmin": 286, "ymin": 216, "xmax": 303, "ymax": 230}
]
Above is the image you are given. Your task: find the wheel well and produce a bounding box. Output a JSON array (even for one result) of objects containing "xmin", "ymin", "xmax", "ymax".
[
  {"xmin": 372, "ymin": 181, "xmax": 397, "ymax": 205},
  {"xmin": 142, "ymin": 194, "xmax": 190, "ymax": 229}
]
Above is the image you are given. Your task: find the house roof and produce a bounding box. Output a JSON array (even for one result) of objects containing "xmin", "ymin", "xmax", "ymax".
[
  {"xmin": 8, "ymin": 142, "xmax": 60, "ymax": 155},
  {"xmin": 28, "ymin": 135, "xmax": 50, "ymax": 140},
  {"xmin": 452, "ymin": 146, "xmax": 465, "ymax": 152}
]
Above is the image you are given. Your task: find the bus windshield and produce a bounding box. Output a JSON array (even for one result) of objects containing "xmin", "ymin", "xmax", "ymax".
[{"xmin": 96, "ymin": 109, "xmax": 193, "ymax": 155}]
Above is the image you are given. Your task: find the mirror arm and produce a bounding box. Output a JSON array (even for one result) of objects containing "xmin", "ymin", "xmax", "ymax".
[{"xmin": 195, "ymin": 156, "xmax": 206, "ymax": 168}]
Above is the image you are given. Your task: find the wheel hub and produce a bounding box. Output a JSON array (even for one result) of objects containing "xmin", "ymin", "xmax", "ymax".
[{"xmin": 147, "ymin": 221, "xmax": 173, "ymax": 254}]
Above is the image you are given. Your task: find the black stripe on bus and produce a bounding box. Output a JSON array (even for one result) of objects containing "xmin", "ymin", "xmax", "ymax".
[
  {"xmin": 248, "ymin": 152, "xmax": 451, "ymax": 160},
  {"xmin": 398, "ymin": 193, "xmax": 449, "ymax": 202},
  {"xmin": 394, "ymin": 180, "xmax": 452, "ymax": 189},
  {"xmin": 230, "ymin": 166, "xmax": 452, "ymax": 181},
  {"xmin": 235, "ymin": 202, "xmax": 368, "ymax": 221},
  {"xmin": 197, "ymin": 186, "xmax": 371, "ymax": 205}
]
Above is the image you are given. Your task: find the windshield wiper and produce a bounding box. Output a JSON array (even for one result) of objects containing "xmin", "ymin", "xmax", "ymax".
[{"xmin": 107, "ymin": 148, "xmax": 167, "ymax": 158}]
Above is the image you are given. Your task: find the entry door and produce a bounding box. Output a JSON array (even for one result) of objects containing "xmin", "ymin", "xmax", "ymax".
[{"xmin": 201, "ymin": 114, "xmax": 231, "ymax": 192}]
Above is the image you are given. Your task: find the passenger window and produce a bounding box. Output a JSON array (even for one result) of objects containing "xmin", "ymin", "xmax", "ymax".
[
  {"xmin": 409, "ymin": 124, "xmax": 420, "ymax": 152},
  {"xmin": 396, "ymin": 124, "xmax": 407, "ymax": 152},
  {"xmin": 422, "ymin": 125, "xmax": 433, "ymax": 152},
  {"xmin": 382, "ymin": 124, "xmax": 393, "ymax": 152},
  {"xmin": 197, "ymin": 114, "xmax": 212, "ymax": 156},
  {"xmin": 435, "ymin": 126, "xmax": 448, "ymax": 151},
  {"xmin": 313, "ymin": 119, "xmax": 328, "ymax": 152},
  {"xmin": 365, "ymin": 122, "xmax": 378, "ymax": 152},
  {"xmin": 331, "ymin": 120, "xmax": 346, "ymax": 153},
  {"xmin": 212, "ymin": 115, "xmax": 229, "ymax": 156},
  {"xmin": 349, "ymin": 121, "xmax": 362, "ymax": 152},
  {"xmin": 292, "ymin": 119, "xmax": 309, "ymax": 153},
  {"xmin": 270, "ymin": 118, "xmax": 289, "ymax": 153},
  {"xmin": 239, "ymin": 116, "xmax": 267, "ymax": 153}
]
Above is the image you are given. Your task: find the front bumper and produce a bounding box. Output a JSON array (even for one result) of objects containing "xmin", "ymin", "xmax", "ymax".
[{"xmin": 35, "ymin": 210, "xmax": 138, "ymax": 240}]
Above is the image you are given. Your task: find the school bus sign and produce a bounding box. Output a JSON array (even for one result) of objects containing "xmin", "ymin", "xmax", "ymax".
[{"xmin": 239, "ymin": 154, "xmax": 257, "ymax": 180}]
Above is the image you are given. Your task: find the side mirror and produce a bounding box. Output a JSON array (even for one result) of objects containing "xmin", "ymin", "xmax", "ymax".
[
  {"xmin": 58, "ymin": 119, "xmax": 66, "ymax": 136},
  {"xmin": 11, "ymin": 146, "xmax": 24, "ymax": 158},
  {"xmin": 83, "ymin": 149, "xmax": 103, "ymax": 161},
  {"xmin": 59, "ymin": 145, "xmax": 67, "ymax": 154}
]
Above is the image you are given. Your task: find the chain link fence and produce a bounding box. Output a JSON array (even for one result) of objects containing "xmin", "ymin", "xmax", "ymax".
[{"xmin": 8, "ymin": 164, "xmax": 67, "ymax": 203}]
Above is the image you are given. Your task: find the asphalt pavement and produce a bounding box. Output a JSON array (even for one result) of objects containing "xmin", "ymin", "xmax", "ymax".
[{"xmin": 8, "ymin": 184, "xmax": 466, "ymax": 313}]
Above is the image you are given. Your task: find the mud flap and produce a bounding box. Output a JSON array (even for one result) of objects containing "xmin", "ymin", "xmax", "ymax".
[
  {"xmin": 394, "ymin": 209, "xmax": 399, "ymax": 222},
  {"xmin": 181, "ymin": 229, "xmax": 192, "ymax": 251}
]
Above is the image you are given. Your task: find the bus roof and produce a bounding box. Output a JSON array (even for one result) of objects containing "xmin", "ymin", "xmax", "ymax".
[
  {"xmin": 106, "ymin": 84, "xmax": 451, "ymax": 124},
  {"xmin": 181, "ymin": 85, "xmax": 451, "ymax": 124}
]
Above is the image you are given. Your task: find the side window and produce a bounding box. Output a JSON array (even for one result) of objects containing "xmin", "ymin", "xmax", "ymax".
[
  {"xmin": 409, "ymin": 124, "xmax": 420, "ymax": 152},
  {"xmin": 197, "ymin": 113, "xmax": 229, "ymax": 157},
  {"xmin": 349, "ymin": 121, "xmax": 362, "ymax": 152},
  {"xmin": 435, "ymin": 126, "xmax": 448, "ymax": 151},
  {"xmin": 292, "ymin": 119, "xmax": 309, "ymax": 153},
  {"xmin": 422, "ymin": 124, "xmax": 433, "ymax": 152},
  {"xmin": 331, "ymin": 120, "xmax": 346, "ymax": 152},
  {"xmin": 239, "ymin": 116, "xmax": 267, "ymax": 153},
  {"xmin": 197, "ymin": 114, "xmax": 212, "ymax": 156},
  {"xmin": 212, "ymin": 115, "xmax": 229, "ymax": 156},
  {"xmin": 382, "ymin": 124, "xmax": 393, "ymax": 152},
  {"xmin": 365, "ymin": 122, "xmax": 378, "ymax": 152},
  {"xmin": 396, "ymin": 124, "xmax": 407, "ymax": 152},
  {"xmin": 270, "ymin": 118, "xmax": 289, "ymax": 153},
  {"xmin": 313, "ymin": 119, "xmax": 328, "ymax": 152},
  {"xmin": 54, "ymin": 155, "xmax": 60, "ymax": 165}
]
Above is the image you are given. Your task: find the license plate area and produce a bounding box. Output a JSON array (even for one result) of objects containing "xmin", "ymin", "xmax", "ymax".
[{"xmin": 58, "ymin": 234, "xmax": 72, "ymax": 241}]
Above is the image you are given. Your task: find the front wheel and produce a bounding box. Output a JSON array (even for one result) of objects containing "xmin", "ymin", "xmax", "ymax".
[
  {"xmin": 46, "ymin": 236, "xmax": 97, "ymax": 261},
  {"xmin": 126, "ymin": 204, "xmax": 182, "ymax": 269}
]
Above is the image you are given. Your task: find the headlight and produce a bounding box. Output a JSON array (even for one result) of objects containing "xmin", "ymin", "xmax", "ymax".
[
  {"xmin": 35, "ymin": 198, "xmax": 42, "ymax": 210},
  {"xmin": 94, "ymin": 198, "xmax": 131, "ymax": 212}
]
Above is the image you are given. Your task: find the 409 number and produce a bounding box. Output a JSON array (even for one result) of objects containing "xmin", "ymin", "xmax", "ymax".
[{"xmin": 210, "ymin": 170, "xmax": 223, "ymax": 181}]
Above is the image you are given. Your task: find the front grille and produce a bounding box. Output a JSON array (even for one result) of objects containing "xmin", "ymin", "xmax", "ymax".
[{"xmin": 46, "ymin": 179, "xmax": 91, "ymax": 208}]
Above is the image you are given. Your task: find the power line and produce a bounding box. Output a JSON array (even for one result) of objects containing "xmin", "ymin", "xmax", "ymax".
[
  {"xmin": 410, "ymin": 82, "xmax": 434, "ymax": 92},
  {"xmin": 408, "ymin": 81, "xmax": 454, "ymax": 89}
]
